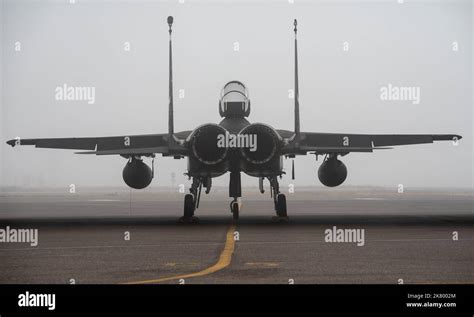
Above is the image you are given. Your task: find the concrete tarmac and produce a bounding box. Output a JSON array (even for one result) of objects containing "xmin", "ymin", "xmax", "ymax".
[{"xmin": 0, "ymin": 188, "xmax": 472, "ymax": 284}]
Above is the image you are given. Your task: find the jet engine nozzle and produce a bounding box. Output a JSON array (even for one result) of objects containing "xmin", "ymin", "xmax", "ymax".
[
  {"xmin": 239, "ymin": 123, "xmax": 281, "ymax": 164},
  {"xmin": 189, "ymin": 124, "xmax": 229, "ymax": 165}
]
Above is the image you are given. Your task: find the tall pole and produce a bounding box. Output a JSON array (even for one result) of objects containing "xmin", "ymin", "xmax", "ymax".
[
  {"xmin": 293, "ymin": 19, "xmax": 301, "ymax": 146},
  {"xmin": 168, "ymin": 16, "xmax": 174, "ymax": 141}
]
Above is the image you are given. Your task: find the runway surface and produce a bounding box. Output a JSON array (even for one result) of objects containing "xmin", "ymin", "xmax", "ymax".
[{"xmin": 0, "ymin": 187, "xmax": 472, "ymax": 284}]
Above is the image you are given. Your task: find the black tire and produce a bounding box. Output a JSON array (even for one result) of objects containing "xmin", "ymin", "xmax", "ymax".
[
  {"xmin": 231, "ymin": 202, "xmax": 239, "ymax": 220},
  {"xmin": 276, "ymin": 194, "xmax": 287, "ymax": 217},
  {"xmin": 184, "ymin": 194, "xmax": 195, "ymax": 218}
]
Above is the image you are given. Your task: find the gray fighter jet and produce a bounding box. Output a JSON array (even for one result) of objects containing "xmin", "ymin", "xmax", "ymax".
[{"xmin": 6, "ymin": 17, "xmax": 462, "ymax": 222}]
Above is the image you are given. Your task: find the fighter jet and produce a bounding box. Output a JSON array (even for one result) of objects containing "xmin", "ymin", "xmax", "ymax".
[{"xmin": 6, "ymin": 17, "xmax": 462, "ymax": 222}]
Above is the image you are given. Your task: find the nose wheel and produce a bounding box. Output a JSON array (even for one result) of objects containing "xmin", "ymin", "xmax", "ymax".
[
  {"xmin": 229, "ymin": 171, "xmax": 242, "ymax": 221},
  {"xmin": 230, "ymin": 199, "xmax": 240, "ymax": 221}
]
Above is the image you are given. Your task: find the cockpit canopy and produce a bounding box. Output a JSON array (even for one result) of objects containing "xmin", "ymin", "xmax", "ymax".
[{"xmin": 219, "ymin": 81, "xmax": 251, "ymax": 118}]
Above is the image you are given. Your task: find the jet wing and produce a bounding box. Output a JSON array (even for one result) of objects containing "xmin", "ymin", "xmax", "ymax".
[
  {"xmin": 5, "ymin": 131, "xmax": 192, "ymax": 156},
  {"xmin": 283, "ymin": 132, "xmax": 461, "ymax": 154}
]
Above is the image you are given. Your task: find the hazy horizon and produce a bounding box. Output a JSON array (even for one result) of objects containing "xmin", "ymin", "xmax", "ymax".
[{"xmin": 1, "ymin": 0, "xmax": 472, "ymax": 191}]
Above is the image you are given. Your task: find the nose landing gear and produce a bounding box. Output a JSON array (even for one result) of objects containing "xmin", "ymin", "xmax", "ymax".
[
  {"xmin": 230, "ymin": 199, "xmax": 240, "ymax": 221},
  {"xmin": 229, "ymin": 171, "xmax": 242, "ymax": 221}
]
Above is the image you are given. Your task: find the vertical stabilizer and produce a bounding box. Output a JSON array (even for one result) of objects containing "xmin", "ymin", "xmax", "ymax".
[
  {"xmin": 293, "ymin": 19, "xmax": 301, "ymax": 146},
  {"xmin": 167, "ymin": 16, "xmax": 174, "ymax": 145}
]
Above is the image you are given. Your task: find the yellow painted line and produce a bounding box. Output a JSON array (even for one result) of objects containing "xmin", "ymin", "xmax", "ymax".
[{"xmin": 123, "ymin": 224, "xmax": 236, "ymax": 284}]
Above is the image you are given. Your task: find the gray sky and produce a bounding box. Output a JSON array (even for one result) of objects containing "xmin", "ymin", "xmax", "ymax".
[{"xmin": 0, "ymin": 0, "xmax": 472, "ymax": 190}]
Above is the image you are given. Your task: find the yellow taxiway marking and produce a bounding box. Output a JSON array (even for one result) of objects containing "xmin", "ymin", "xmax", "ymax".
[{"xmin": 124, "ymin": 224, "xmax": 236, "ymax": 284}]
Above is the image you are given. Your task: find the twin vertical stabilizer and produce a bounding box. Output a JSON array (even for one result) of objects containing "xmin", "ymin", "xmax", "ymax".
[
  {"xmin": 293, "ymin": 19, "xmax": 301, "ymax": 147},
  {"xmin": 167, "ymin": 16, "xmax": 174, "ymax": 147},
  {"xmin": 166, "ymin": 17, "xmax": 301, "ymax": 150}
]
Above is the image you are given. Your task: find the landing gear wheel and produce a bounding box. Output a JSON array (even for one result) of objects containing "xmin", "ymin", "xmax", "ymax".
[
  {"xmin": 272, "ymin": 194, "xmax": 289, "ymax": 223},
  {"xmin": 179, "ymin": 194, "xmax": 198, "ymax": 223},
  {"xmin": 276, "ymin": 194, "xmax": 287, "ymax": 217},
  {"xmin": 231, "ymin": 201, "xmax": 239, "ymax": 221},
  {"xmin": 184, "ymin": 194, "xmax": 195, "ymax": 218}
]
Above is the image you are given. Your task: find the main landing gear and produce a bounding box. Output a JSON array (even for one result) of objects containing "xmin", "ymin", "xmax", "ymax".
[
  {"xmin": 179, "ymin": 172, "xmax": 288, "ymax": 223},
  {"xmin": 268, "ymin": 176, "xmax": 289, "ymax": 223},
  {"xmin": 179, "ymin": 176, "xmax": 211, "ymax": 223}
]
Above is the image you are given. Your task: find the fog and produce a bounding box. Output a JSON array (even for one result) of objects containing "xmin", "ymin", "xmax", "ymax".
[{"xmin": 0, "ymin": 0, "xmax": 472, "ymax": 191}]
